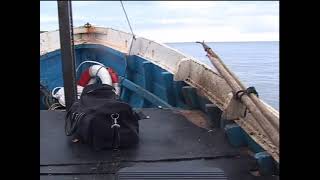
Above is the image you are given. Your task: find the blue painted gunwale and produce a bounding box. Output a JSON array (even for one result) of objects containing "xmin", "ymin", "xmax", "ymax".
[{"xmin": 40, "ymin": 44, "xmax": 189, "ymax": 108}]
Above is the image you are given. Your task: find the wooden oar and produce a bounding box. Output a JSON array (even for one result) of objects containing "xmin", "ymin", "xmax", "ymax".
[
  {"xmin": 196, "ymin": 41, "xmax": 279, "ymax": 147},
  {"xmin": 197, "ymin": 41, "xmax": 278, "ymax": 128}
]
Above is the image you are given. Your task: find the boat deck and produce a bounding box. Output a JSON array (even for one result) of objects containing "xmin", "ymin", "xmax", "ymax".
[{"xmin": 40, "ymin": 108, "xmax": 278, "ymax": 180}]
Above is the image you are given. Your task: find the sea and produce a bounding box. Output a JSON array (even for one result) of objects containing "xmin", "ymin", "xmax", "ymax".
[{"xmin": 165, "ymin": 41, "xmax": 279, "ymax": 111}]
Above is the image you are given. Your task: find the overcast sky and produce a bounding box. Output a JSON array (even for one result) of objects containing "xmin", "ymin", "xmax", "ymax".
[{"xmin": 40, "ymin": 1, "xmax": 279, "ymax": 43}]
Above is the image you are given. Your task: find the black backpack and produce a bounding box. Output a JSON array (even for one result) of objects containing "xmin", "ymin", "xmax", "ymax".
[{"xmin": 65, "ymin": 83, "xmax": 140, "ymax": 150}]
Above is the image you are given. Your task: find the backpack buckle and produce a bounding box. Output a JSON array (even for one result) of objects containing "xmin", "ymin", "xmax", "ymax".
[{"xmin": 111, "ymin": 113, "xmax": 120, "ymax": 128}]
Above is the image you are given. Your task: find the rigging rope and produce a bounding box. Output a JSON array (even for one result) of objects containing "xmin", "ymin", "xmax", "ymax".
[
  {"xmin": 119, "ymin": 0, "xmax": 136, "ymax": 81},
  {"xmin": 120, "ymin": 1, "xmax": 135, "ymax": 37}
]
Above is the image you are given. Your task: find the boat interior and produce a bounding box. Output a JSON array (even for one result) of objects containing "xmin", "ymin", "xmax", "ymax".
[{"xmin": 40, "ymin": 44, "xmax": 279, "ymax": 179}]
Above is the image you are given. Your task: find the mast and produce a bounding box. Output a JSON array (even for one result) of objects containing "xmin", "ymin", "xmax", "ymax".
[{"xmin": 57, "ymin": 1, "xmax": 77, "ymax": 110}]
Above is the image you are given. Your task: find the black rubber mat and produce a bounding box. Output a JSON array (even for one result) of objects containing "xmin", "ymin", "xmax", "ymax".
[
  {"xmin": 117, "ymin": 166, "xmax": 227, "ymax": 180},
  {"xmin": 40, "ymin": 108, "xmax": 238, "ymax": 165},
  {"xmin": 40, "ymin": 175, "xmax": 114, "ymax": 180},
  {"xmin": 115, "ymin": 159, "xmax": 279, "ymax": 180},
  {"xmin": 40, "ymin": 158, "xmax": 279, "ymax": 180}
]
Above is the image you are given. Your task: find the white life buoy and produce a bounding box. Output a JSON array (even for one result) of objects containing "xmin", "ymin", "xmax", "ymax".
[
  {"xmin": 78, "ymin": 65, "xmax": 120, "ymax": 95},
  {"xmin": 88, "ymin": 65, "xmax": 113, "ymax": 86},
  {"xmin": 52, "ymin": 65, "xmax": 120, "ymax": 107},
  {"xmin": 52, "ymin": 85, "xmax": 84, "ymax": 107}
]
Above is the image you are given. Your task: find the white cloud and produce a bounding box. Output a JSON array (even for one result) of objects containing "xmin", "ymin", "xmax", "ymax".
[
  {"xmin": 72, "ymin": 1, "xmax": 99, "ymax": 7},
  {"xmin": 40, "ymin": 1, "xmax": 279, "ymax": 42},
  {"xmin": 137, "ymin": 26, "xmax": 278, "ymax": 43},
  {"xmin": 157, "ymin": 18, "xmax": 218, "ymax": 25},
  {"xmin": 157, "ymin": 1, "xmax": 219, "ymax": 9},
  {"xmin": 229, "ymin": 15, "xmax": 279, "ymax": 34},
  {"xmin": 40, "ymin": 15, "xmax": 57, "ymax": 23}
]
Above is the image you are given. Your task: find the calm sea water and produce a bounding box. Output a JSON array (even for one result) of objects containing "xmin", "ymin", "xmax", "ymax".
[{"xmin": 165, "ymin": 42, "xmax": 279, "ymax": 111}]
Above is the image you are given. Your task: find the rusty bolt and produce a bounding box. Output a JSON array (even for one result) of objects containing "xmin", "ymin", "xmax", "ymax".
[{"xmin": 84, "ymin": 22, "xmax": 91, "ymax": 28}]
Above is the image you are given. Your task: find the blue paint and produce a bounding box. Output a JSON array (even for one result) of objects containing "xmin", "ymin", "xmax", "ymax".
[
  {"xmin": 141, "ymin": 61, "xmax": 153, "ymax": 107},
  {"xmin": 172, "ymin": 81, "xmax": 188, "ymax": 108},
  {"xmin": 244, "ymin": 133, "xmax": 265, "ymax": 153},
  {"xmin": 161, "ymin": 72, "xmax": 176, "ymax": 106},
  {"xmin": 40, "ymin": 44, "xmax": 194, "ymax": 109},
  {"xmin": 121, "ymin": 79, "xmax": 173, "ymax": 108},
  {"xmin": 254, "ymin": 151, "xmax": 276, "ymax": 175},
  {"xmin": 224, "ymin": 123, "xmax": 247, "ymax": 147},
  {"xmin": 40, "ymin": 96, "xmax": 46, "ymax": 109},
  {"xmin": 38, "ymin": 44, "xmax": 225, "ymax": 112},
  {"xmin": 120, "ymin": 55, "xmax": 184, "ymax": 108},
  {"xmin": 40, "ymin": 53, "xmax": 63, "ymax": 91},
  {"xmin": 224, "ymin": 123, "xmax": 266, "ymax": 153}
]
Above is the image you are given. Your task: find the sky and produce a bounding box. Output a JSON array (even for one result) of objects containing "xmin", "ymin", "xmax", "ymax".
[{"xmin": 40, "ymin": 1, "xmax": 279, "ymax": 43}]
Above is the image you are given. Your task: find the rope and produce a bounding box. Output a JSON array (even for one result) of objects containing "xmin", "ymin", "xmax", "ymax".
[
  {"xmin": 41, "ymin": 83, "xmax": 56, "ymax": 109},
  {"xmin": 95, "ymin": 65, "xmax": 106, "ymax": 78},
  {"xmin": 49, "ymin": 103, "xmax": 64, "ymax": 110},
  {"xmin": 76, "ymin": 60, "xmax": 105, "ymax": 73},
  {"xmin": 235, "ymin": 86, "xmax": 259, "ymax": 118},
  {"xmin": 52, "ymin": 87, "xmax": 63, "ymax": 98},
  {"xmin": 120, "ymin": 1, "xmax": 136, "ymax": 80},
  {"xmin": 120, "ymin": 1, "xmax": 134, "ymax": 37},
  {"xmin": 235, "ymin": 86, "xmax": 259, "ymax": 103}
]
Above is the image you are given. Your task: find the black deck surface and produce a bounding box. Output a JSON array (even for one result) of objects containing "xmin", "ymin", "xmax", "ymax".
[{"xmin": 40, "ymin": 109, "xmax": 278, "ymax": 180}]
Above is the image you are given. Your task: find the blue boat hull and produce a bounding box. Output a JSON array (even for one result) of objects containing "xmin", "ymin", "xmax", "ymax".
[{"xmin": 40, "ymin": 44, "xmax": 212, "ymax": 110}]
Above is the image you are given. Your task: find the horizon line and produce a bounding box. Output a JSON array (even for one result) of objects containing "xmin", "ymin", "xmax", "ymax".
[{"xmin": 164, "ymin": 40, "xmax": 279, "ymax": 43}]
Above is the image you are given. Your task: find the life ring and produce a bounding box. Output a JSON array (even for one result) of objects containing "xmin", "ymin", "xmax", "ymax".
[
  {"xmin": 106, "ymin": 67, "xmax": 120, "ymax": 95},
  {"xmin": 52, "ymin": 85, "xmax": 84, "ymax": 107},
  {"xmin": 51, "ymin": 65, "xmax": 120, "ymax": 108},
  {"xmin": 78, "ymin": 65, "xmax": 120, "ymax": 95}
]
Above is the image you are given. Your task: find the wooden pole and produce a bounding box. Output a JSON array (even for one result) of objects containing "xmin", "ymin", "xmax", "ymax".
[
  {"xmin": 197, "ymin": 42, "xmax": 279, "ymax": 147},
  {"xmin": 204, "ymin": 43, "xmax": 279, "ymax": 130}
]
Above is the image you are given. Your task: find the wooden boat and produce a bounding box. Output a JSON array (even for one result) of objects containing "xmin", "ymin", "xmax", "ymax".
[{"xmin": 40, "ymin": 3, "xmax": 279, "ymax": 179}]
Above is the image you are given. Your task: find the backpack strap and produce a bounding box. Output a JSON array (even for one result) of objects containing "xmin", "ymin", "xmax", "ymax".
[
  {"xmin": 110, "ymin": 113, "xmax": 121, "ymax": 149},
  {"xmin": 112, "ymin": 127, "xmax": 120, "ymax": 149},
  {"xmin": 65, "ymin": 102, "xmax": 85, "ymax": 136}
]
